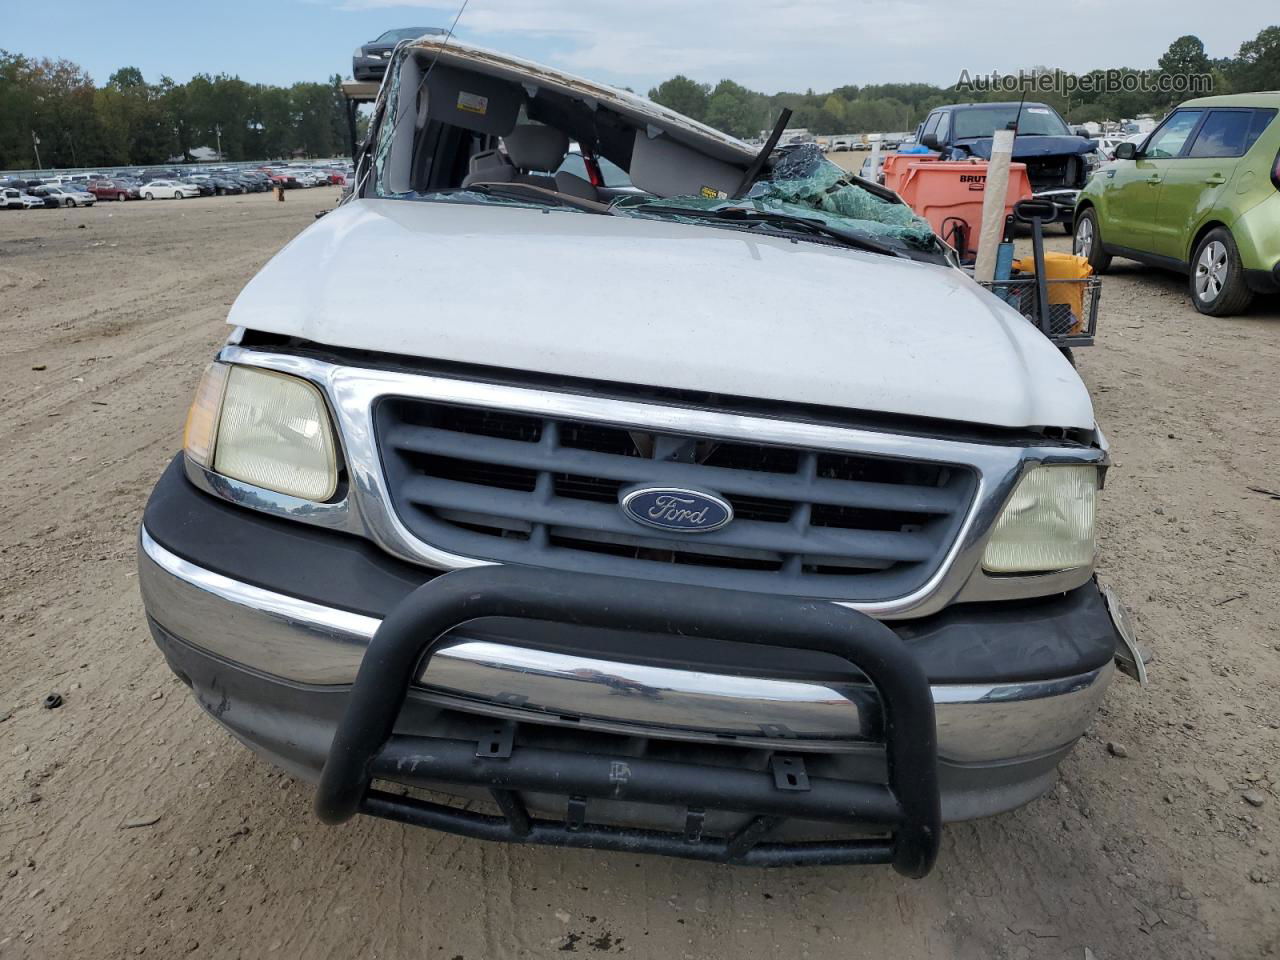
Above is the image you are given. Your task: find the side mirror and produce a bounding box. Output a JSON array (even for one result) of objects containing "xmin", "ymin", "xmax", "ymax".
[
  {"xmin": 920, "ymin": 132, "xmax": 940, "ymax": 151},
  {"xmin": 1114, "ymin": 142, "xmax": 1137, "ymax": 161}
]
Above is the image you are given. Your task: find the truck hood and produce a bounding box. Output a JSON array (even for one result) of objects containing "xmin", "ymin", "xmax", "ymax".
[
  {"xmin": 229, "ymin": 199, "xmax": 1094, "ymax": 431},
  {"xmin": 959, "ymin": 136, "xmax": 1096, "ymax": 159}
]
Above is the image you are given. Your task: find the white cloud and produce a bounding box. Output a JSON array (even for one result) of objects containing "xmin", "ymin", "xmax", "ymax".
[{"xmin": 341, "ymin": 0, "xmax": 1273, "ymax": 93}]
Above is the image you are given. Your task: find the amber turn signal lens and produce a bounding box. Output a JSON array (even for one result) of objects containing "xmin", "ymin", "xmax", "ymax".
[{"xmin": 182, "ymin": 362, "xmax": 230, "ymax": 467}]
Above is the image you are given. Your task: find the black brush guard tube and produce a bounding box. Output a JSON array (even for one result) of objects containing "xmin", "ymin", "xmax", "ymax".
[{"xmin": 314, "ymin": 566, "xmax": 941, "ymax": 876}]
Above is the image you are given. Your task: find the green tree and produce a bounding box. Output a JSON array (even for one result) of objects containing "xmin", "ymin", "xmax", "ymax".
[
  {"xmin": 821, "ymin": 95, "xmax": 846, "ymax": 121},
  {"xmin": 252, "ymin": 85, "xmax": 295, "ymax": 158},
  {"xmin": 23, "ymin": 57, "xmax": 103, "ymax": 168},
  {"xmin": 1159, "ymin": 35, "xmax": 1210, "ymax": 77},
  {"xmin": 648, "ymin": 75, "xmax": 710, "ymax": 122},
  {"xmin": 1231, "ymin": 25, "xmax": 1280, "ymax": 91},
  {"xmin": 94, "ymin": 66, "xmax": 172, "ymax": 165},
  {"xmin": 1158, "ymin": 35, "xmax": 1210, "ymax": 104},
  {"xmin": 291, "ymin": 81, "xmax": 344, "ymax": 157},
  {"xmin": 157, "ymin": 76, "xmax": 192, "ymax": 160},
  {"xmin": 327, "ymin": 74, "xmax": 349, "ymax": 154},
  {"xmin": 1067, "ymin": 102, "xmax": 1109, "ymax": 124},
  {"xmin": 0, "ymin": 51, "xmax": 39, "ymax": 167},
  {"xmin": 704, "ymin": 80, "xmax": 764, "ymax": 138},
  {"xmin": 107, "ymin": 66, "xmax": 145, "ymax": 90}
]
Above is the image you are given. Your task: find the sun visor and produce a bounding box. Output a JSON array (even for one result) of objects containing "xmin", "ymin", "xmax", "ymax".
[
  {"xmin": 629, "ymin": 130, "xmax": 746, "ymax": 199},
  {"xmin": 424, "ymin": 64, "xmax": 524, "ymax": 136}
]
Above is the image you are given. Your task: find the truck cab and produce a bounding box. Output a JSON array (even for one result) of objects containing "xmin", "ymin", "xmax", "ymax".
[{"xmin": 916, "ymin": 102, "xmax": 1098, "ymax": 226}]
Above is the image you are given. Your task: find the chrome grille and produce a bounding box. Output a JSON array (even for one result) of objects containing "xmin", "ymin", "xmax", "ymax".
[{"xmin": 376, "ymin": 398, "xmax": 977, "ymax": 600}]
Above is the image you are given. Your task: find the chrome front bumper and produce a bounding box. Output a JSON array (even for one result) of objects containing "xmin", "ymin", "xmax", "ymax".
[{"xmin": 139, "ymin": 527, "xmax": 1113, "ymax": 766}]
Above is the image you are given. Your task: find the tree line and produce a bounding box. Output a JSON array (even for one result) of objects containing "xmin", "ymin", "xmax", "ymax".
[
  {"xmin": 2, "ymin": 25, "xmax": 1277, "ymax": 170},
  {"xmin": 650, "ymin": 26, "xmax": 1280, "ymax": 139},
  {"xmin": 0, "ymin": 53, "xmax": 349, "ymax": 170}
]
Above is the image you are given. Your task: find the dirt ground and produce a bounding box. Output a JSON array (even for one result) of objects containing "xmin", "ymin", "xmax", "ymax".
[{"xmin": 1, "ymin": 189, "xmax": 1278, "ymax": 960}]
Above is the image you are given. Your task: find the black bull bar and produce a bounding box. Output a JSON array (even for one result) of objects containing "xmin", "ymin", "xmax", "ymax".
[{"xmin": 314, "ymin": 566, "xmax": 942, "ymax": 876}]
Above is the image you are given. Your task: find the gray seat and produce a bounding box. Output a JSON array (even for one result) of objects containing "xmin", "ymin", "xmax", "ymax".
[
  {"xmin": 502, "ymin": 124, "xmax": 569, "ymax": 189},
  {"xmin": 463, "ymin": 125, "xmax": 601, "ymax": 202},
  {"xmin": 462, "ymin": 124, "xmax": 570, "ymax": 192},
  {"xmin": 461, "ymin": 149, "xmax": 515, "ymax": 187}
]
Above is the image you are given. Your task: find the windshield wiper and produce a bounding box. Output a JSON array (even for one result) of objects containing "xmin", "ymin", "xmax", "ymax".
[
  {"xmin": 623, "ymin": 204, "xmax": 911, "ymax": 259},
  {"xmin": 457, "ymin": 182, "xmax": 607, "ymax": 214},
  {"xmin": 457, "ymin": 182, "xmax": 573, "ymax": 207}
]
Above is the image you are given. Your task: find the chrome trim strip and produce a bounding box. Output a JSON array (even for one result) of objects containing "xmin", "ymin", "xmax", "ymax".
[
  {"xmin": 184, "ymin": 458, "xmax": 361, "ymax": 533},
  {"xmin": 139, "ymin": 526, "xmax": 1113, "ymax": 761},
  {"xmin": 213, "ymin": 346, "xmax": 1104, "ymax": 618},
  {"xmin": 141, "ymin": 528, "xmax": 379, "ymax": 639}
]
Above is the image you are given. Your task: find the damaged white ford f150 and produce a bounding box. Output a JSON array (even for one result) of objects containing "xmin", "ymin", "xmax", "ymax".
[{"xmin": 137, "ymin": 38, "xmax": 1144, "ymax": 877}]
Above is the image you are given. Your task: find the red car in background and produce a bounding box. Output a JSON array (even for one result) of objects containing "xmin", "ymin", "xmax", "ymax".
[
  {"xmin": 87, "ymin": 178, "xmax": 140, "ymax": 201},
  {"xmin": 260, "ymin": 168, "xmax": 299, "ymax": 189}
]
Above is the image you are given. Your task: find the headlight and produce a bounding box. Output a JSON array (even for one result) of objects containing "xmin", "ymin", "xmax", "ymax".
[
  {"xmin": 982, "ymin": 465, "xmax": 1097, "ymax": 574},
  {"xmin": 183, "ymin": 363, "xmax": 339, "ymax": 501}
]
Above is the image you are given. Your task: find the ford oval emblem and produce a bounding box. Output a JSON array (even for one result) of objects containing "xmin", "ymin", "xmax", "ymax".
[{"xmin": 620, "ymin": 487, "xmax": 733, "ymax": 534}]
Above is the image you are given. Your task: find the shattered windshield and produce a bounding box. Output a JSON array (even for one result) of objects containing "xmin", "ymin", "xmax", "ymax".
[
  {"xmin": 611, "ymin": 145, "xmax": 940, "ymax": 255},
  {"xmin": 369, "ymin": 65, "xmax": 599, "ymax": 215},
  {"xmin": 367, "ymin": 58, "xmax": 941, "ymax": 256}
]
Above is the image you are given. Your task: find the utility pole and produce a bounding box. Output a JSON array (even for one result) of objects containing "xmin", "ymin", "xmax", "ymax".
[
  {"xmin": 31, "ymin": 130, "xmax": 42, "ymax": 169},
  {"xmin": 216, "ymin": 124, "xmax": 223, "ymax": 160}
]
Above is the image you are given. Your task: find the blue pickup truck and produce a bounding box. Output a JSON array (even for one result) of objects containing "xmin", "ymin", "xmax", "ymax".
[{"xmin": 915, "ymin": 102, "xmax": 1098, "ymax": 229}]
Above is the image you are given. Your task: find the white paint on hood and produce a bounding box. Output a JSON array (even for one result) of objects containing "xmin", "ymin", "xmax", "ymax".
[{"xmin": 228, "ymin": 199, "xmax": 1095, "ymax": 431}]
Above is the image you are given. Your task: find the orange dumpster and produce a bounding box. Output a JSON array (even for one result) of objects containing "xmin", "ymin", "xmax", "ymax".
[
  {"xmin": 881, "ymin": 152, "xmax": 937, "ymax": 194},
  {"xmin": 892, "ymin": 160, "xmax": 1032, "ymax": 260}
]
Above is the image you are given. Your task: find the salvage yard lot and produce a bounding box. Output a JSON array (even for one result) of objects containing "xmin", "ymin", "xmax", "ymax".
[{"xmin": 1, "ymin": 191, "xmax": 1278, "ymax": 959}]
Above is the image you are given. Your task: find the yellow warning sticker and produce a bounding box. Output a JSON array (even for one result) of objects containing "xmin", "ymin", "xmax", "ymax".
[
  {"xmin": 699, "ymin": 185, "xmax": 727, "ymax": 200},
  {"xmin": 457, "ymin": 91, "xmax": 489, "ymax": 115}
]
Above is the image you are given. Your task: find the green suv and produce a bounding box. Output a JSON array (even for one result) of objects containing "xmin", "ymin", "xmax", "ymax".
[{"xmin": 1074, "ymin": 93, "xmax": 1280, "ymax": 316}]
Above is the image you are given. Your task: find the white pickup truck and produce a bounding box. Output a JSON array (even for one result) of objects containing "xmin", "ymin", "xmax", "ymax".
[{"xmin": 137, "ymin": 38, "xmax": 1143, "ymax": 877}]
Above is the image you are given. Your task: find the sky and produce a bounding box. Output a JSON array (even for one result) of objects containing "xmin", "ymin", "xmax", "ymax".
[{"xmin": 3, "ymin": 0, "xmax": 1274, "ymax": 94}]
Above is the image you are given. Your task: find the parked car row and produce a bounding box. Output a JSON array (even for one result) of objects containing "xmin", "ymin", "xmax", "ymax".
[
  {"xmin": 1, "ymin": 187, "xmax": 53, "ymax": 209},
  {"xmin": 0, "ymin": 163, "xmax": 353, "ymax": 210},
  {"xmin": 257, "ymin": 165, "xmax": 350, "ymax": 189},
  {"xmin": 1, "ymin": 183, "xmax": 96, "ymax": 208}
]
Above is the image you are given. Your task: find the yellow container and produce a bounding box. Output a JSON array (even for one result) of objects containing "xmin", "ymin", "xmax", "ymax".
[{"xmin": 1012, "ymin": 252, "xmax": 1093, "ymax": 333}]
